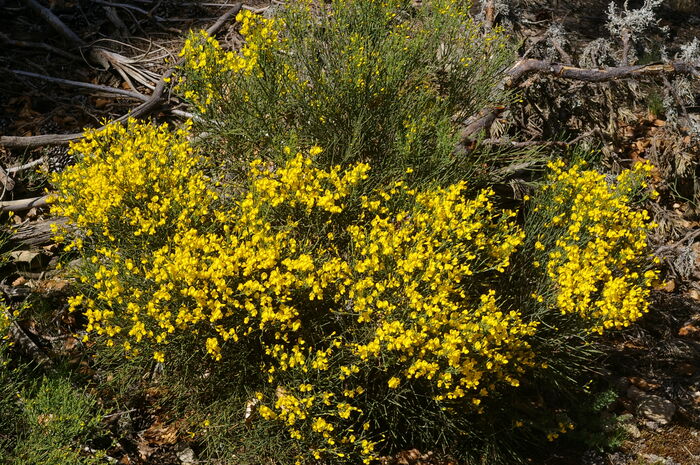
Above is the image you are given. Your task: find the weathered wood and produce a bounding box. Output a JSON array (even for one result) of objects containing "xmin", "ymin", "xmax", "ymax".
[
  {"xmin": 13, "ymin": 217, "xmax": 68, "ymax": 247},
  {"xmin": 0, "ymin": 196, "xmax": 49, "ymax": 212},
  {"xmin": 459, "ymin": 59, "xmax": 700, "ymax": 141}
]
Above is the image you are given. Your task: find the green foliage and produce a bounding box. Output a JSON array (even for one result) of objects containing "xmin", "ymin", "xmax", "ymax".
[
  {"xmin": 176, "ymin": 0, "xmax": 516, "ymax": 189},
  {"xmin": 7, "ymin": 376, "xmax": 104, "ymax": 465}
]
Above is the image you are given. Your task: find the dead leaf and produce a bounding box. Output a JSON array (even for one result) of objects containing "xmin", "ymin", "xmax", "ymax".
[
  {"xmin": 688, "ymin": 289, "xmax": 700, "ymax": 301},
  {"xmin": 62, "ymin": 336, "xmax": 79, "ymax": 351},
  {"xmin": 94, "ymin": 98, "xmax": 110, "ymax": 109},
  {"xmin": 137, "ymin": 439, "xmax": 154, "ymax": 460},
  {"xmin": 34, "ymin": 279, "xmax": 70, "ymax": 293},
  {"xmin": 657, "ymin": 279, "xmax": 676, "ymax": 292},
  {"xmin": 12, "ymin": 276, "xmax": 27, "ymax": 287},
  {"xmin": 37, "ymin": 414, "xmax": 54, "ymax": 426},
  {"xmin": 679, "ymin": 324, "xmax": 700, "ymax": 337},
  {"xmin": 675, "ymin": 363, "xmax": 696, "ymax": 376},
  {"xmin": 143, "ymin": 420, "xmax": 179, "ymax": 446},
  {"xmin": 628, "ymin": 377, "xmax": 660, "ymax": 391}
]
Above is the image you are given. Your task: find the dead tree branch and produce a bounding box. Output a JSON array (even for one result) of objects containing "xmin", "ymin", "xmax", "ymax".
[
  {"xmin": 0, "ymin": 33, "xmax": 82, "ymax": 61},
  {"xmin": 461, "ymin": 59, "xmax": 700, "ymax": 141},
  {"xmin": 22, "ymin": 0, "xmax": 85, "ymax": 48},
  {"xmin": 7, "ymin": 157, "xmax": 47, "ymax": 174},
  {"xmin": 11, "ymin": 69, "xmax": 149, "ymax": 101},
  {"xmin": 505, "ymin": 59, "xmax": 700, "ymax": 86},
  {"xmin": 13, "ymin": 217, "xmax": 68, "ymax": 247},
  {"xmin": 0, "ymin": 133, "xmax": 82, "ymax": 148},
  {"xmin": 0, "ymin": 196, "xmax": 49, "ymax": 213}
]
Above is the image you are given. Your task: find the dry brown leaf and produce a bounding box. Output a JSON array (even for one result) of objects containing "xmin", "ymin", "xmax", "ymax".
[
  {"xmin": 143, "ymin": 420, "xmax": 179, "ymax": 446},
  {"xmin": 628, "ymin": 376, "xmax": 660, "ymax": 391},
  {"xmin": 62, "ymin": 336, "xmax": 79, "ymax": 351}
]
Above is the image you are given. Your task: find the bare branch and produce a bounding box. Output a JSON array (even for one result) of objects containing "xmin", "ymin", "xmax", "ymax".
[
  {"xmin": 0, "ymin": 133, "xmax": 82, "ymax": 148},
  {"xmin": 0, "ymin": 33, "xmax": 82, "ymax": 61},
  {"xmin": 11, "ymin": 69, "xmax": 149, "ymax": 101},
  {"xmin": 7, "ymin": 157, "xmax": 47, "ymax": 174},
  {"xmin": 13, "ymin": 217, "xmax": 68, "ymax": 247},
  {"xmin": 505, "ymin": 59, "xmax": 700, "ymax": 86},
  {"xmin": 21, "ymin": 0, "xmax": 85, "ymax": 47},
  {"xmin": 0, "ymin": 196, "xmax": 49, "ymax": 212}
]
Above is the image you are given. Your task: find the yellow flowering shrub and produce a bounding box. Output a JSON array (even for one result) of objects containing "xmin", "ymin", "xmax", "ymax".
[
  {"xmin": 50, "ymin": 119, "xmax": 547, "ymax": 463},
  {"xmin": 528, "ymin": 160, "xmax": 659, "ymax": 333},
  {"xmin": 48, "ymin": 1, "xmax": 663, "ymax": 462}
]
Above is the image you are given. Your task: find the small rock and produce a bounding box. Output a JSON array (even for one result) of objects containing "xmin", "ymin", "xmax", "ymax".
[
  {"xmin": 643, "ymin": 420, "xmax": 659, "ymax": 431},
  {"xmin": 621, "ymin": 422, "xmax": 641, "ymax": 439},
  {"xmin": 177, "ymin": 448, "xmax": 197, "ymax": 464},
  {"xmin": 636, "ymin": 395, "xmax": 676, "ymax": 425},
  {"xmin": 640, "ymin": 453, "xmax": 680, "ymax": 465}
]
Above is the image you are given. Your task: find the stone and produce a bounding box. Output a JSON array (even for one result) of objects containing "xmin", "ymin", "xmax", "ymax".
[
  {"xmin": 636, "ymin": 394, "xmax": 676, "ymax": 425},
  {"xmin": 639, "ymin": 453, "xmax": 680, "ymax": 465},
  {"xmin": 177, "ymin": 448, "xmax": 197, "ymax": 464},
  {"xmin": 643, "ymin": 420, "xmax": 660, "ymax": 431},
  {"xmin": 621, "ymin": 421, "xmax": 641, "ymax": 439}
]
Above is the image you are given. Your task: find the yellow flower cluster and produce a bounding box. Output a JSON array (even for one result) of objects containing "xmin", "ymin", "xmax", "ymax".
[
  {"xmin": 538, "ymin": 160, "xmax": 659, "ymax": 333},
  {"xmin": 176, "ymin": 10, "xmax": 282, "ymax": 112},
  {"xmin": 49, "ymin": 119, "xmax": 218, "ymax": 350},
  {"xmin": 49, "ymin": 118, "xmax": 213, "ymax": 241},
  {"xmin": 0, "ymin": 306, "xmax": 9, "ymax": 336},
  {"xmin": 346, "ymin": 181, "xmax": 537, "ymax": 402}
]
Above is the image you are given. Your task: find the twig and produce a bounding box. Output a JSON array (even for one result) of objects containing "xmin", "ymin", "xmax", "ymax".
[
  {"xmin": 7, "ymin": 157, "xmax": 47, "ymax": 174},
  {"xmin": 459, "ymin": 106, "xmax": 505, "ymax": 140},
  {"xmin": 0, "ymin": 195, "xmax": 49, "ymax": 212},
  {"xmin": 21, "ymin": 0, "xmax": 85, "ymax": 47},
  {"xmin": 206, "ymin": 3, "xmax": 244, "ymax": 35},
  {"xmin": 482, "ymin": 130, "xmax": 596, "ymax": 148},
  {"xmin": 92, "ymin": 0, "xmax": 166, "ymax": 22},
  {"xmin": 620, "ymin": 28, "xmax": 631, "ymax": 67},
  {"xmin": 11, "ymin": 69, "xmax": 149, "ymax": 101},
  {"xmin": 170, "ymin": 109, "xmax": 197, "ymax": 119},
  {"xmin": 102, "ymin": 409, "xmax": 138, "ymax": 419},
  {"xmin": 0, "ymin": 33, "xmax": 82, "ymax": 61}
]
